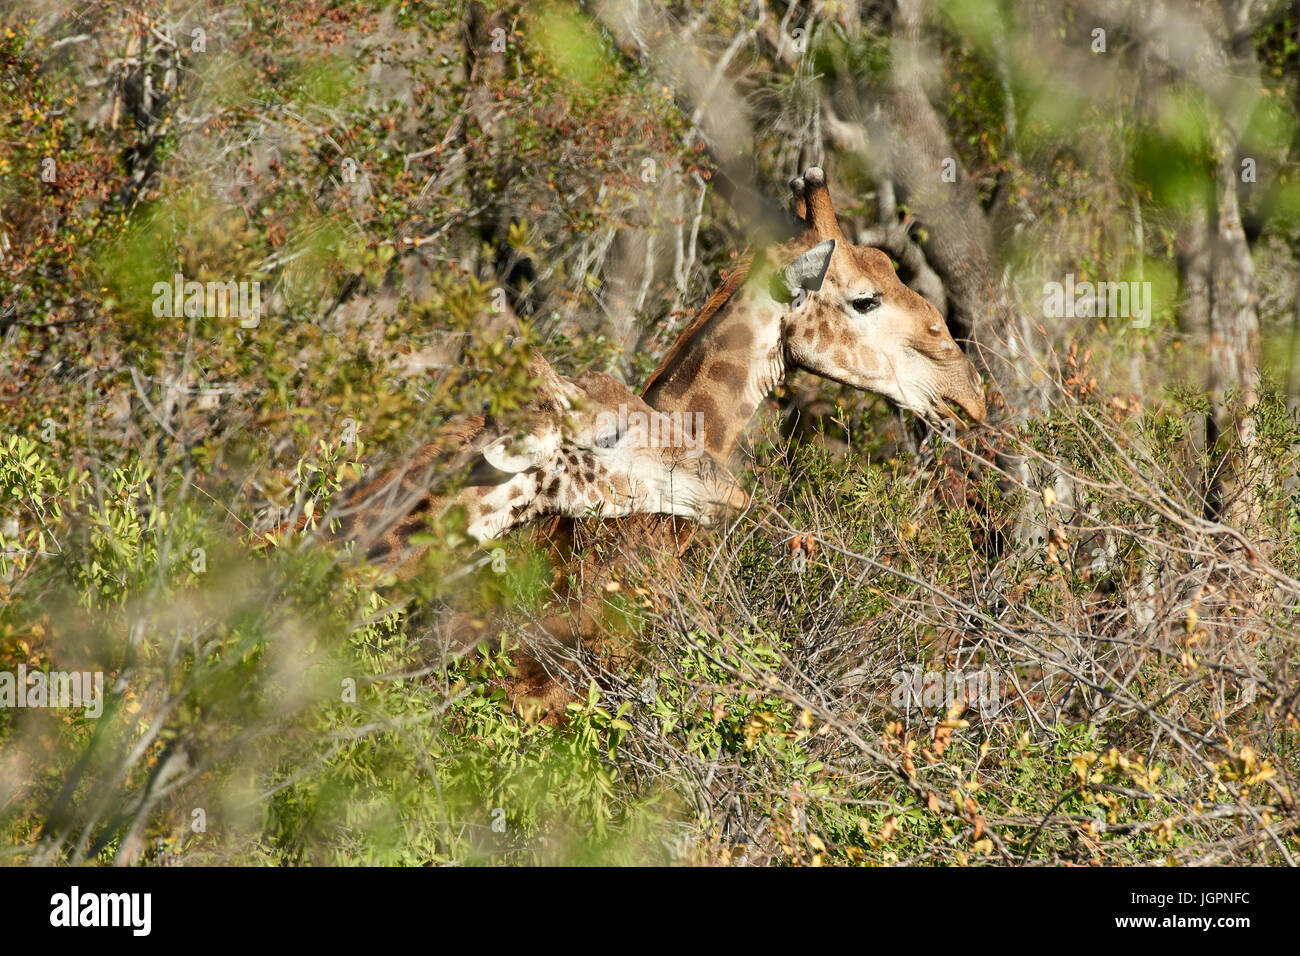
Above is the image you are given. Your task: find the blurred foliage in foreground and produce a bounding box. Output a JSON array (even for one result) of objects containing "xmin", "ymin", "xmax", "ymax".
[{"xmin": 2, "ymin": 1, "xmax": 1299, "ymax": 864}]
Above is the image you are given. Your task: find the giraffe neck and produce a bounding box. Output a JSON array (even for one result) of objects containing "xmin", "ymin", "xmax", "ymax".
[{"xmin": 643, "ymin": 284, "xmax": 787, "ymax": 461}]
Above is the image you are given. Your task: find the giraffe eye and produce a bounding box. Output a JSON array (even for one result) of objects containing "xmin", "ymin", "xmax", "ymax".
[{"xmin": 852, "ymin": 293, "xmax": 881, "ymax": 314}]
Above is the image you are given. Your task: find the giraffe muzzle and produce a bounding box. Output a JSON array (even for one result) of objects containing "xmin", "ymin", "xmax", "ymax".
[{"xmin": 941, "ymin": 359, "xmax": 987, "ymax": 426}]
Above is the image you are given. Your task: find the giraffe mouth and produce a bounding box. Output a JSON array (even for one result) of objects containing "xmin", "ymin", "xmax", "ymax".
[
  {"xmin": 691, "ymin": 480, "xmax": 748, "ymax": 527},
  {"xmin": 938, "ymin": 371, "xmax": 988, "ymax": 426},
  {"xmin": 933, "ymin": 396, "xmax": 985, "ymax": 429},
  {"xmin": 922, "ymin": 393, "xmax": 983, "ymax": 433}
]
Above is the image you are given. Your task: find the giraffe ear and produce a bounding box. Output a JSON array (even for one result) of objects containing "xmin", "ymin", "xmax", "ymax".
[
  {"xmin": 482, "ymin": 432, "xmax": 551, "ymax": 473},
  {"xmin": 782, "ymin": 239, "xmax": 836, "ymax": 296}
]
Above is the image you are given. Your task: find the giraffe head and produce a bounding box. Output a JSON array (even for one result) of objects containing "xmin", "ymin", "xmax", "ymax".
[
  {"xmin": 776, "ymin": 167, "xmax": 987, "ymax": 427},
  {"xmin": 465, "ymin": 354, "xmax": 748, "ymax": 540}
]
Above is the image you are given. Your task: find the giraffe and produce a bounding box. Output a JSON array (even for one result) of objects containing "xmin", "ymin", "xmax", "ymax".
[
  {"xmin": 549, "ymin": 164, "xmax": 985, "ymax": 570},
  {"xmin": 642, "ymin": 165, "xmax": 986, "ymax": 462},
  {"xmin": 521, "ymin": 167, "xmax": 988, "ymax": 710},
  {"xmin": 269, "ymin": 352, "xmax": 748, "ymax": 578}
]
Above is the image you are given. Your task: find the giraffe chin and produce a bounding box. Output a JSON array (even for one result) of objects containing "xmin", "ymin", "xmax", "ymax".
[{"xmin": 693, "ymin": 485, "xmax": 750, "ymax": 528}]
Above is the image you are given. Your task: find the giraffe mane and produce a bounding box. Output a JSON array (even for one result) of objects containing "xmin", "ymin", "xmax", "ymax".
[
  {"xmin": 642, "ymin": 253, "xmax": 754, "ymax": 395},
  {"xmin": 641, "ymin": 219, "xmax": 837, "ymax": 398},
  {"xmin": 641, "ymin": 167, "xmax": 847, "ymax": 398}
]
